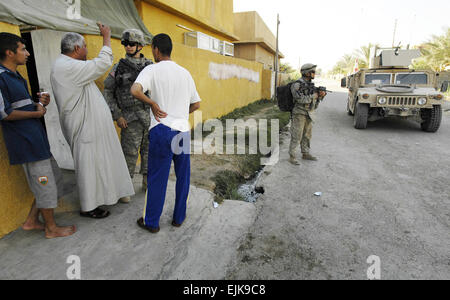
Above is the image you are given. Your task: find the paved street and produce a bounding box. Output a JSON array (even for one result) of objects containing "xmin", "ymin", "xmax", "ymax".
[{"xmin": 227, "ymin": 81, "xmax": 450, "ymax": 280}]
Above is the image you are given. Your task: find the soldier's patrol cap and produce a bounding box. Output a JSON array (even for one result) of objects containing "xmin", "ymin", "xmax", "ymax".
[
  {"xmin": 301, "ymin": 63, "xmax": 317, "ymax": 74},
  {"xmin": 121, "ymin": 29, "xmax": 147, "ymax": 46}
]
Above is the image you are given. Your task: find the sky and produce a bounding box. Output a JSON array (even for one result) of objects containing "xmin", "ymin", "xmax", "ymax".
[{"xmin": 234, "ymin": 0, "xmax": 450, "ymax": 72}]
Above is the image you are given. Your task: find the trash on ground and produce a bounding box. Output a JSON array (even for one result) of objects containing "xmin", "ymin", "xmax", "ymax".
[
  {"xmin": 314, "ymin": 192, "xmax": 322, "ymax": 197},
  {"xmin": 213, "ymin": 202, "xmax": 219, "ymax": 209}
]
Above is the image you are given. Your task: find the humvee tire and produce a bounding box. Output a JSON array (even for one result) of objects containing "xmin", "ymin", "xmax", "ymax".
[
  {"xmin": 420, "ymin": 105, "xmax": 442, "ymax": 133},
  {"xmin": 354, "ymin": 102, "xmax": 369, "ymax": 129}
]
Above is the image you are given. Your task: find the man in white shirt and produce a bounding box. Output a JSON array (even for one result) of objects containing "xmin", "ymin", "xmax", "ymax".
[{"xmin": 131, "ymin": 33, "xmax": 201, "ymax": 233}]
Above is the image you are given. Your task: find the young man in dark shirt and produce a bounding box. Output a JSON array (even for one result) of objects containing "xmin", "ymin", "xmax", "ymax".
[{"xmin": 0, "ymin": 32, "xmax": 76, "ymax": 239}]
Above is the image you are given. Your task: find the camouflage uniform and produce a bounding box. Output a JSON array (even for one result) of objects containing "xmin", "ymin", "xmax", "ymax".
[
  {"xmin": 289, "ymin": 78, "xmax": 323, "ymax": 159},
  {"xmin": 104, "ymin": 54, "xmax": 153, "ymax": 178}
]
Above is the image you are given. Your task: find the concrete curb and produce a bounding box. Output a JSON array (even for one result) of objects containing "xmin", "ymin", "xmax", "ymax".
[{"xmin": 0, "ymin": 180, "xmax": 256, "ymax": 280}]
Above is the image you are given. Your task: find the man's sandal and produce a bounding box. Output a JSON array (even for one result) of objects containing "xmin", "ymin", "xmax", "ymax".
[{"xmin": 80, "ymin": 208, "xmax": 110, "ymax": 219}]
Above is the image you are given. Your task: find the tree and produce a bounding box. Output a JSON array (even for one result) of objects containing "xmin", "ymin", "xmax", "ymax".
[
  {"xmin": 413, "ymin": 28, "xmax": 450, "ymax": 71},
  {"xmin": 354, "ymin": 43, "xmax": 379, "ymax": 69},
  {"xmin": 279, "ymin": 62, "xmax": 296, "ymax": 74},
  {"xmin": 288, "ymin": 71, "xmax": 301, "ymax": 81}
]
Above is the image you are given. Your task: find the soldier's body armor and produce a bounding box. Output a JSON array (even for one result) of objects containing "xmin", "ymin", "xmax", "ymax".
[{"xmin": 110, "ymin": 56, "xmax": 153, "ymax": 128}]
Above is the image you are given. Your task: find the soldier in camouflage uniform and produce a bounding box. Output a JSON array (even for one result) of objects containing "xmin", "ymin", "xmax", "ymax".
[
  {"xmin": 104, "ymin": 29, "xmax": 153, "ymax": 201},
  {"xmin": 289, "ymin": 63, "xmax": 327, "ymax": 165}
]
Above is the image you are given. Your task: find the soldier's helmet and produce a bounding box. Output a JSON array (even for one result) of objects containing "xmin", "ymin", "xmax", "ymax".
[
  {"xmin": 301, "ymin": 63, "xmax": 317, "ymax": 75},
  {"xmin": 121, "ymin": 29, "xmax": 147, "ymax": 46}
]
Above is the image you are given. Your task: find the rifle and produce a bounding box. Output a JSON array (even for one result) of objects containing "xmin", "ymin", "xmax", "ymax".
[
  {"xmin": 300, "ymin": 82, "xmax": 333, "ymax": 95},
  {"xmin": 315, "ymin": 86, "xmax": 333, "ymax": 94},
  {"xmin": 298, "ymin": 82, "xmax": 332, "ymax": 110}
]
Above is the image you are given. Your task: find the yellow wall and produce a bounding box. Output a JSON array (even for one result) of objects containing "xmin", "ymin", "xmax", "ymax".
[
  {"xmin": 172, "ymin": 44, "xmax": 263, "ymax": 125},
  {"xmin": 255, "ymin": 45, "xmax": 277, "ymax": 70},
  {"xmin": 234, "ymin": 44, "xmax": 256, "ymax": 62},
  {"xmin": 234, "ymin": 11, "xmax": 276, "ymax": 49},
  {"xmin": 139, "ymin": 2, "xmax": 264, "ymax": 124},
  {"xmin": 261, "ymin": 69, "xmax": 273, "ymax": 100},
  {"xmin": 235, "ymin": 43, "xmax": 279, "ymax": 70},
  {"xmin": 141, "ymin": 2, "xmax": 233, "ymax": 45},
  {"xmin": 253, "ymin": 12, "xmax": 277, "ymax": 50},
  {"xmin": 143, "ymin": 0, "xmax": 234, "ymax": 38},
  {"xmin": 234, "ymin": 11, "xmax": 256, "ymax": 41},
  {"xmin": 0, "ymin": 22, "xmax": 35, "ymax": 238},
  {"xmin": 233, "ymin": 11, "xmax": 280, "ymax": 70}
]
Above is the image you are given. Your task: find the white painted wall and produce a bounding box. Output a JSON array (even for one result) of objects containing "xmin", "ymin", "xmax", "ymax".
[{"xmin": 209, "ymin": 62, "xmax": 260, "ymax": 83}]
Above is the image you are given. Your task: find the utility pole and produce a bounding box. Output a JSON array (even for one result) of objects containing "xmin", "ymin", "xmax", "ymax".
[{"xmin": 274, "ymin": 14, "xmax": 280, "ymax": 100}]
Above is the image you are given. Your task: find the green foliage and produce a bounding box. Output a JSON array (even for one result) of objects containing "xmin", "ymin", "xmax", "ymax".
[
  {"xmin": 212, "ymin": 170, "xmax": 244, "ymax": 202},
  {"xmin": 288, "ymin": 71, "xmax": 301, "ymax": 82},
  {"xmin": 279, "ymin": 62, "xmax": 296, "ymax": 74},
  {"xmin": 354, "ymin": 43, "xmax": 379, "ymax": 69},
  {"xmin": 412, "ymin": 28, "xmax": 450, "ymax": 71},
  {"xmin": 209, "ymin": 100, "xmax": 291, "ymax": 202},
  {"xmin": 330, "ymin": 54, "xmax": 356, "ymax": 76},
  {"xmin": 329, "ymin": 44, "xmax": 380, "ymax": 76},
  {"xmin": 218, "ymin": 99, "xmax": 273, "ymax": 121}
]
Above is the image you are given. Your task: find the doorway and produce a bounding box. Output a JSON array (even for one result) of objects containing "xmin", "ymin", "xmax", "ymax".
[{"xmin": 21, "ymin": 28, "xmax": 75, "ymax": 170}]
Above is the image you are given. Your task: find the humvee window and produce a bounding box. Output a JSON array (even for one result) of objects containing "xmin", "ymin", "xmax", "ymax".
[
  {"xmin": 365, "ymin": 74, "xmax": 391, "ymax": 85},
  {"xmin": 395, "ymin": 73, "xmax": 428, "ymax": 85}
]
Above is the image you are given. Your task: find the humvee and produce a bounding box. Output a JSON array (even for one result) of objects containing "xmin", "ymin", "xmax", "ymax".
[{"xmin": 342, "ymin": 47, "xmax": 448, "ymax": 132}]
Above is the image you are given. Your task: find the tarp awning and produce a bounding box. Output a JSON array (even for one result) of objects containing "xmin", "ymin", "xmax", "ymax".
[{"xmin": 0, "ymin": 0, "xmax": 152, "ymax": 43}]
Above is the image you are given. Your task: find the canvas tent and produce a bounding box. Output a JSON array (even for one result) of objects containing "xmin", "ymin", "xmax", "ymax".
[{"xmin": 0, "ymin": 0, "xmax": 152, "ymax": 42}]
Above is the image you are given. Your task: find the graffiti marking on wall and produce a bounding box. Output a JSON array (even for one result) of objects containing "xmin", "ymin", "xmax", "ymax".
[{"xmin": 209, "ymin": 63, "xmax": 260, "ymax": 83}]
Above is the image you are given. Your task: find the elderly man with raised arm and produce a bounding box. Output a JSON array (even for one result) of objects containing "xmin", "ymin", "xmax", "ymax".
[{"xmin": 50, "ymin": 23, "xmax": 134, "ymax": 219}]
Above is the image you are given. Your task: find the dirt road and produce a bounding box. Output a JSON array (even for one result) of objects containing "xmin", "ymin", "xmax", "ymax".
[{"xmin": 226, "ymin": 80, "xmax": 450, "ymax": 280}]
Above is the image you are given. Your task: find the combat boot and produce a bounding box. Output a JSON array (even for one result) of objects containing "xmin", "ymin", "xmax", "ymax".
[
  {"xmin": 289, "ymin": 156, "xmax": 300, "ymax": 165},
  {"xmin": 302, "ymin": 153, "xmax": 318, "ymax": 161},
  {"xmin": 142, "ymin": 174, "xmax": 148, "ymax": 191}
]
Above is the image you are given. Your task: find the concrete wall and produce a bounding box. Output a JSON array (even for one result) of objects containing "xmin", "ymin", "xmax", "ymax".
[
  {"xmin": 141, "ymin": 0, "xmax": 235, "ymax": 42},
  {"xmin": 234, "ymin": 44, "xmax": 256, "ymax": 63},
  {"xmin": 255, "ymin": 44, "xmax": 277, "ymax": 70},
  {"xmin": 235, "ymin": 11, "xmax": 276, "ymax": 49},
  {"xmin": 233, "ymin": 11, "xmax": 256, "ymax": 41},
  {"xmin": 235, "ymin": 42, "xmax": 280, "ymax": 71},
  {"xmin": 0, "ymin": 22, "xmax": 35, "ymax": 238},
  {"xmin": 253, "ymin": 12, "xmax": 277, "ymax": 50},
  {"xmin": 147, "ymin": 0, "xmax": 234, "ymax": 36},
  {"xmin": 261, "ymin": 69, "xmax": 273, "ymax": 99},
  {"xmin": 233, "ymin": 11, "xmax": 280, "ymax": 70}
]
